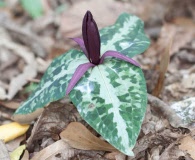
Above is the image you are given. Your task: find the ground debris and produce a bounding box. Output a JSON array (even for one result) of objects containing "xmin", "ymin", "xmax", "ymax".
[{"xmin": 0, "ymin": 0, "xmax": 195, "ymax": 159}]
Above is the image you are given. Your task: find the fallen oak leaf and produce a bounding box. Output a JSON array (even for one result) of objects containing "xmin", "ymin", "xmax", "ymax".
[
  {"xmin": 60, "ymin": 122, "xmax": 118, "ymax": 152},
  {"xmin": 0, "ymin": 122, "xmax": 29, "ymax": 143}
]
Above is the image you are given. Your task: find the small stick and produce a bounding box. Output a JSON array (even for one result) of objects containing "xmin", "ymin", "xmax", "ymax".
[{"xmin": 147, "ymin": 94, "xmax": 182, "ymax": 127}]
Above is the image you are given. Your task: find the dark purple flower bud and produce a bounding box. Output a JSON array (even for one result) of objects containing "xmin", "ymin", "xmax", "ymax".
[{"xmin": 82, "ymin": 11, "xmax": 101, "ymax": 65}]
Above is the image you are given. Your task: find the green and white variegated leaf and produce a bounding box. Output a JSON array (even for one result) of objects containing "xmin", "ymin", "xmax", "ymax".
[
  {"xmin": 69, "ymin": 58, "xmax": 147, "ymax": 156},
  {"xmin": 13, "ymin": 12, "xmax": 149, "ymax": 155},
  {"xmin": 13, "ymin": 49, "xmax": 88, "ymax": 117},
  {"xmin": 100, "ymin": 13, "xmax": 150, "ymax": 57}
]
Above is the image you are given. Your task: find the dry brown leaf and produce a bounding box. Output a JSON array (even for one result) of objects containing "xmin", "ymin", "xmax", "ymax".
[
  {"xmin": 31, "ymin": 140, "xmax": 72, "ymax": 160},
  {"xmin": 159, "ymin": 144, "xmax": 184, "ymax": 160},
  {"xmin": 26, "ymin": 102, "xmax": 79, "ymax": 151},
  {"xmin": 6, "ymin": 135, "xmax": 26, "ymax": 152},
  {"xmin": 21, "ymin": 150, "xmax": 29, "ymax": 160},
  {"xmin": 152, "ymin": 38, "xmax": 172, "ymax": 97},
  {"xmin": 105, "ymin": 152, "xmax": 121, "ymax": 160},
  {"xmin": 60, "ymin": 122, "xmax": 117, "ymax": 152},
  {"xmin": 0, "ymin": 101, "xmax": 20, "ymax": 110},
  {"xmin": 179, "ymin": 136, "xmax": 195, "ymax": 159}
]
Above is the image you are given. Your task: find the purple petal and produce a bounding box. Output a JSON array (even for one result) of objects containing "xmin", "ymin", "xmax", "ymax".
[
  {"xmin": 100, "ymin": 51, "xmax": 140, "ymax": 67},
  {"xmin": 71, "ymin": 38, "xmax": 88, "ymax": 58},
  {"xmin": 82, "ymin": 11, "xmax": 101, "ymax": 65},
  {"xmin": 66, "ymin": 62, "xmax": 95, "ymax": 95}
]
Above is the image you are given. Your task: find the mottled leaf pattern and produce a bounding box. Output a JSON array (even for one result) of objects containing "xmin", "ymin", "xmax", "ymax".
[
  {"xmin": 14, "ymin": 49, "xmax": 88, "ymax": 114},
  {"xmin": 69, "ymin": 58, "xmax": 147, "ymax": 156},
  {"xmin": 13, "ymin": 13, "xmax": 150, "ymax": 156},
  {"xmin": 100, "ymin": 13, "xmax": 150, "ymax": 57}
]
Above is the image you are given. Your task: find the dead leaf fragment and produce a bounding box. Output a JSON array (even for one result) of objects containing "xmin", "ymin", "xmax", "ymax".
[
  {"xmin": 0, "ymin": 140, "xmax": 10, "ymax": 160},
  {"xmin": 179, "ymin": 136, "xmax": 195, "ymax": 159},
  {"xmin": 6, "ymin": 135, "xmax": 26, "ymax": 152},
  {"xmin": 159, "ymin": 143, "xmax": 184, "ymax": 160},
  {"xmin": 31, "ymin": 140, "xmax": 72, "ymax": 160},
  {"xmin": 20, "ymin": 150, "xmax": 29, "ymax": 160},
  {"xmin": 0, "ymin": 101, "xmax": 20, "ymax": 110},
  {"xmin": 0, "ymin": 122, "xmax": 29, "ymax": 142},
  {"xmin": 26, "ymin": 102, "xmax": 79, "ymax": 151},
  {"xmin": 10, "ymin": 145, "xmax": 26, "ymax": 160},
  {"xmin": 60, "ymin": 122, "xmax": 117, "ymax": 152}
]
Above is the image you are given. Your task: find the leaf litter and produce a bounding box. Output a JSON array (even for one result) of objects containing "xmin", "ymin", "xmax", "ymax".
[
  {"xmin": 0, "ymin": 0, "xmax": 195, "ymax": 159},
  {"xmin": 60, "ymin": 122, "xmax": 117, "ymax": 152},
  {"xmin": 26, "ymin": 102, "xmax": 80, "ymax": 152}
]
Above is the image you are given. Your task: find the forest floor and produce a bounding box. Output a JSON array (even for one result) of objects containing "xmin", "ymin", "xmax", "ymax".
[{"xmin": 0, "ymin": 0, "xmax": 195, "ymax": 159}]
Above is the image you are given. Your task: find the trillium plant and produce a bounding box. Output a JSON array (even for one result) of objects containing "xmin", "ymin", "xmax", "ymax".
[{"xmin": 13, "ymin": 11, "xmax": 150, "ymax": 156}]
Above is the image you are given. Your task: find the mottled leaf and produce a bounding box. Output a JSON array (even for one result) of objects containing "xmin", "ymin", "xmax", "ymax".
[
  {"xmin": 13, "ymin": 13, "xmax": 149, "ymax": 156},
  {"xmin": 100, "ymin": 13, "xmax": 150, "ymax": 57},
  {"xmin": 13, "ymin": 49, "xmax": 87, "ymax": 119},
  {"xmin": 69, "ymin": 58, "xmax": 147, "ymax": 156}
]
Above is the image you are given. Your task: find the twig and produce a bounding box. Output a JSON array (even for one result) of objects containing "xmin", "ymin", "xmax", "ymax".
[{"xmin": 147, "ymin": 94, "xmax": 182, "ymax": 127}]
